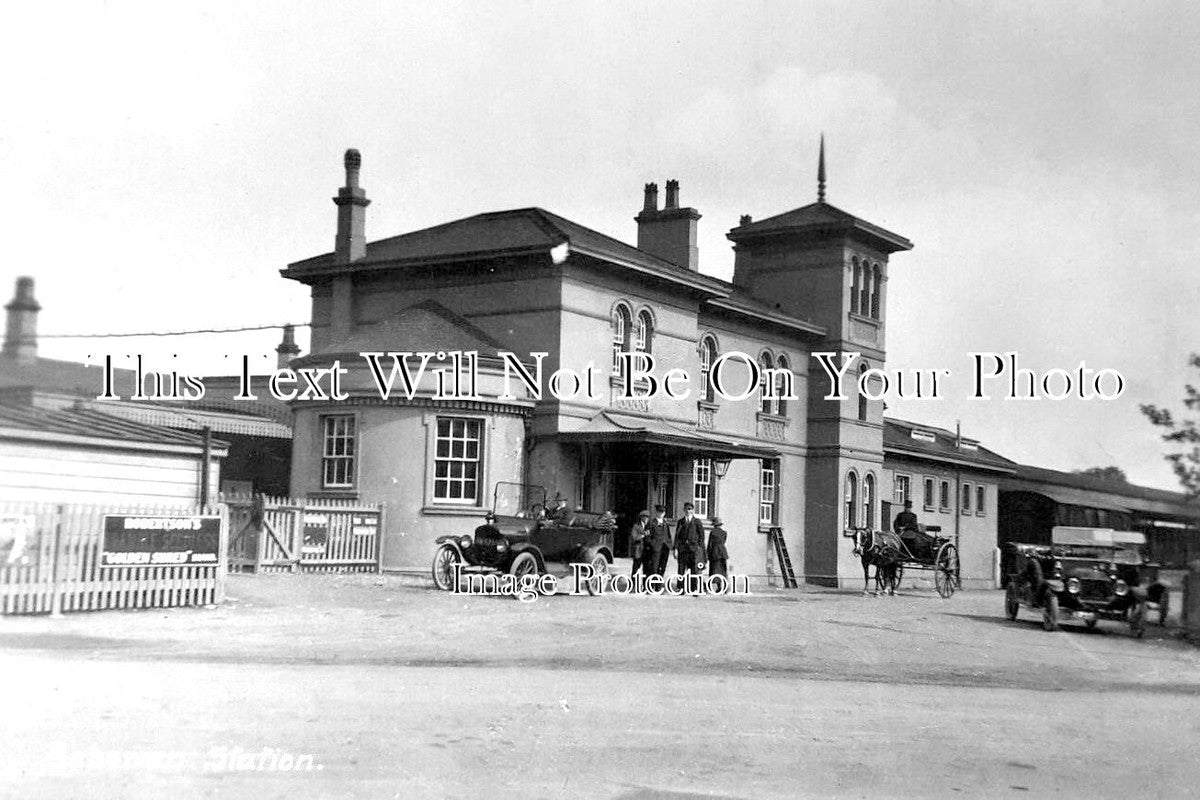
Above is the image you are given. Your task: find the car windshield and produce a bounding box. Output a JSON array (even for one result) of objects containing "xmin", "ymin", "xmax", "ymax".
[{"xmin": 492, "ymin": 482, "xmax": 547, "ymax": 518}]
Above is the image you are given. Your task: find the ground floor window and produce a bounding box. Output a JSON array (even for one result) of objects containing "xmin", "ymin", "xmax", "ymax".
[
  {"xmin": 693, "ymin": 458, "xmax": 713, "ymax": 517},
  {"xmin": 923, "ymin": 477, "xmax": 935, "ymax": 510},
  {"xmin": 759, "ymin": 461, "xmax": 778, "ymax": 525},
  {"xmin": 845, "ymin": 471, "xmax": 859, "ymax": 528},
  {"xmin": 894, "ymin": 474, "xmax": 910, "ymax": 507},
  {"xmin": 321, "ymin": 414, "xmax": 356, "ymax": 489},
  {"xmin": 961, "ymin": 482, "xmax": 972, "ymax": 513},
  {"xmin": 862, "ymin": 474, "xmax": 875, "ymax": 529},
  {"xmin": 939, "ymin": 479, "xmax": 951, "ymax": 511},
  {"xmin": 434, "ymin": 417, "xmax": 483, "ymax": 503}
]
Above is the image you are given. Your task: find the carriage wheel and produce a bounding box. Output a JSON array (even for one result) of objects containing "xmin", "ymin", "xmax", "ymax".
[{"xmin": 934, "ymin": 543, "xmax": 958, "ymax": 598}]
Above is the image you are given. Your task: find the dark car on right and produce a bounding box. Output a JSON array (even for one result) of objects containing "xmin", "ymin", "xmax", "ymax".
[{"xmin": 1004, "ymin": 527, "xmax": 1168, "ymax": 636}]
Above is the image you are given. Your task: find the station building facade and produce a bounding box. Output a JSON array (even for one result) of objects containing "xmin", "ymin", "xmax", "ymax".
[{"xmin": 282, "ymin": 150, "xmax": 913, "ymax": 584}]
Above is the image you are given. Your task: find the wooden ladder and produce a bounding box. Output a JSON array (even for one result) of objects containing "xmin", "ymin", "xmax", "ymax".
[{"xmin": 769, "ymin": 527, "xmax": 798, "ymax": 588}]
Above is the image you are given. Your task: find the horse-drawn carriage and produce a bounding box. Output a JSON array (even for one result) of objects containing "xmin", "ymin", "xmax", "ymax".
[{"xmin": 846, "ymin": 524, "xmax": 960, "ymax": 597}]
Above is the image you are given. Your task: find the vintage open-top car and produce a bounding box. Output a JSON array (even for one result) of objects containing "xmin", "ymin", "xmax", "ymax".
[
  {"xmin": 1004, "ymin": 526, "xmax": 1168, "ymax": 636},
  {"xmin": 430, "ymin": 482, "xmax": 616, "ymax": 594}
]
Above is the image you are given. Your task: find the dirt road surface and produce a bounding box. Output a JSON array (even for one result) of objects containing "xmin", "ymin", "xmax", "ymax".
[{"xmin": 2, "ymin": 573, "xmax": 1199, "ymax": 799}]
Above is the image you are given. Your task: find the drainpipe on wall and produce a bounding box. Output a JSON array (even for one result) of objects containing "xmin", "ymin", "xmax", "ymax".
[{"xmin": 200, "ymin": 426, "xmax": 212, "ymax": 508}]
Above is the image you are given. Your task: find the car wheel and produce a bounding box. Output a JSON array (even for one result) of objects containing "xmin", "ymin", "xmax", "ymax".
[
  {"xmin": 1005, "ymin": 584, "xmax": 1019, "ymax": 621},
  {"xmin": 1129, "ymin": 601, "xmax": 1146, "ymax": 638},
  {"xmin": 1042, "ymin": 593, "xmax": 1060, "ymax": 632},
  {"xmin": 509, "ymin": 551, "xmax": 539, "ymax": 580},
  {"xmin": 431, "ymin": 544, "xmax": 460, "ymax": 591},
  {"xmin": 584, "ymin": 553, "xmax": 609, "ymax": 596}
]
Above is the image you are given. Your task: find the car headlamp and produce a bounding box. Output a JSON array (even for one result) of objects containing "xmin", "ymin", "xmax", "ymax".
[
  {"xmin": 495, "ymin": 541, "xmax": 508, "ymax": 553},
  {"xmin": 459, "ymin": 535, "xmax": 473, "ymax": 549},
  {"xmin": 1113, "ymin": 579, "xmax": 1129, "ymax": 596},
  {"xmin": 1066, "ymin": 577, "xmax": 1081, "ymax": 594}
]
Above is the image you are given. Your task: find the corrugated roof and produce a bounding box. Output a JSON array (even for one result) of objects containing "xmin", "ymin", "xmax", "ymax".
[
  {"xmin": 1005, "ymin": 464, "xmax": 1196, "ymax": 511},
  {"xmin": 0, "ymin": 403, "xmax": 229, "ymax": 451}
]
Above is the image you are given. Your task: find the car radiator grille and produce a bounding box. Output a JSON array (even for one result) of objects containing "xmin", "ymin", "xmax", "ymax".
[{"xmin": 1079, "ymin": 579, "xmax": 1112, "ymax": 602}]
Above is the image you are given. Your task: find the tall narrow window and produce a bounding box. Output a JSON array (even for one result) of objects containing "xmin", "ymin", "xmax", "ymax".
[
  {"xmin": 321, "ymin": 415, "xmax": 356, "ymax": 489},
  {"xmin": 434, "ymin": 417, "xmax": 483, "ymax": 503},
  {"xmin": 860, "ymin": 263, "xmax": 872, "ymax": 316},
  {"xmin": 939, "ymin": 480, "xmax": 950, "ymax": 511},
  {"xmin": 635, "ymin": 310, "xmax": 653, "ymax": 353},
  {"xmin": 611, "ymin": 304, "xmax": 632, "ymax": 374},
  {"xmin": 923, "ymin": 477, "xmax": 935, "ymax": 509},
  {"xmin": 759, "ymin": 352, "xmax": 775, "ymax": 414},
  {"xmin": 851, "ymin": 257, "xmax": 861, "ymax": 314},
  {"xmin": 976, "ymin": 485, "xmax": 986, "ymax": 515},
  {"xmin": 871, "ymin": 264, "xmax": 882, "ymax": 318},
  {"xmin": 775, "ymin": 354, "xmax": 790, "ymax": 417},
  {"xmin": 862, "ymin": 474, "xmax": 875, "ymax": 530},
  {"xmin": 844, "ymin": 471, "xmax": 859, "ymax": 529},
  {"xmin": 858, "ymin": 363, "xmax": 869, "ymax": 421},
  {"xmin": 759, "ymin": 461, "xmax": 778, "ymax": 525},
  {"xmin": 961, "ymin": 482, "xmax": 972, "ymax": 513},
  {"xmin": 894, "ymin": 475, "xmax": 911, "ymax": 507},
  {"xmin": 693, "ymin": 458, "xmax": 713, "ymax": 518},
  {"xmin": 699, "ymin": 335, "xmax": 718, "ymax": 403}
]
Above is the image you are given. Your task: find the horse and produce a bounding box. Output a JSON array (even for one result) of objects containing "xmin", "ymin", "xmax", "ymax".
[{"xmin": 851, "ymin": 527, "xmax": 902, "ymax": 596}]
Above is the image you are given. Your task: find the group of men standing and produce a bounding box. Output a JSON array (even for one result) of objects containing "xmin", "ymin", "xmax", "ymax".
[{"xmin": 627, "ymin": 502, "xmax": 728, "ymax": 579}]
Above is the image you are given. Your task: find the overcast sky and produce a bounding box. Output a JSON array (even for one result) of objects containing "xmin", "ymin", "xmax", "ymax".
[{"xmin": 2, "ymin": 1, "xmax": 1197, "ymax": 491}]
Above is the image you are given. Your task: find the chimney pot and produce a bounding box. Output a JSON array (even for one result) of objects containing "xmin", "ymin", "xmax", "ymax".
[
  {"xmin": 664, "ymin": 179, "xmax": 680, "ymax": 209},
  {"xmin": 642, "ymin": 182, "xmax": 659, "ymax": 213},
  {"xmin": 333, "ymin": 147, "xmax": 370, "ymax": 263},
  {"xmin": 739, "ymin": 214, "xmax": 753, "ymax": 226},
  {"xmin": 3, "ymin": 276, "xmax": 40, "ymax": 363}
]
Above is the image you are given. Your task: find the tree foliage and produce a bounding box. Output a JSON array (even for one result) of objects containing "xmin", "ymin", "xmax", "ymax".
[
  {"xmin": 1140, "ymin": 353, "xmax": 1200, "ymax": 498},
  {"xmin": 1073, "ymin": 466, "xmax": 1128, "ymax": 483}
]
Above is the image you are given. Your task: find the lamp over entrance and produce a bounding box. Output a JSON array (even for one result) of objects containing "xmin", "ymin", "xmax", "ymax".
[{"xmin": 713, "ymin": 458, "xmax": 732, "ymax": 480}]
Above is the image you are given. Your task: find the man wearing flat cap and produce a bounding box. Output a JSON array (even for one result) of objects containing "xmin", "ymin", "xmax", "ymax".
[
  {"xmin": 628, "ymin": 509, "xmax": 649, "ymax": 577},
  {"xmin": 674, "ymin": 501, "xmax": 705, "ymax": 577}
]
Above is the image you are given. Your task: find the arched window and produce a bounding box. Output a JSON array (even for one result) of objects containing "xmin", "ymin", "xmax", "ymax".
[
  {"xmin": 858, "ymin": 363, "xmax": 869, "ymax": 421},
  {"xmin": 635, "ymin": 310, "xmax": 653, "ymax": 353},
  {"xmin": 859, "ymin": 266, "xmax": 872, "ymax": 316},
  {"xmin": 844, "ymin": 471, "xmax": 859, "ymax": 529},
  {"xmin": 862, "ymin": 474, "xmax": 875, "ymax": 530},
  {"xmin": 759, "ymin": 352, "xmax": 775, "ymax": 414},
  {"xmin": 870, "ymin": 264, "xmax": 882, "ymax": 319},
  {"xmin": 611, "ymin": 304, "xmax": 632, "ymax": 374},
  {"xmin": 775, "ymin": 354, "xmax": 790, "ymax": 417},
  {"xmin": 699, "ymin": 335, "xmax": 718, "ymax": 403},
  {"xmin": 850, "ymin": 258, "xmax": 861, "ymax": 314}
]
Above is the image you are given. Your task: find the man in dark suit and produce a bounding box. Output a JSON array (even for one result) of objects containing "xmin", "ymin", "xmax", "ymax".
[
  {"xmin": 706, "ymin": 517, "xmax": 728, "ymax": 578},
  {"xmin": 628, "ymin": 509, "xmax": 649, "ymax": 577},
  {"xmin": 674, "ymin": 501, "xmax": 705, "ymax": 577},
  {"xmin": 643, "ymin": 505, "xmax": 672, "ymax": 577}
]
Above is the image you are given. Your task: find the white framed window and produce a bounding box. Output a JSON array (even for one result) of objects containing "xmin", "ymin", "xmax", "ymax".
[
  {"xmin": 894, "ymin": 474, "xmax": 911, "ymax": 507},
  {"xmin": 759, "ymin": 460, "xmax": 778, "ymax": 525},
  {"xmin": 699, "ymin": 335, "xmax": 718, "ymax": 403},
  {"xmin": 433, "ymin": 417, "xmax": 483, "ymax": 503},
  {"xmin": 862, "ymin": 474, "xmax": 875, "ymax": 530},
  {"xmin": 635, "ymin": 310, "xmax": 653, "ymax": 353},
  {"xmin": 693, "ymin": 458, "xmax": 713, "ymax": 518},
  {"xmin": 923, "ymin": 477, "xmax": 935, "ymax": 510},
  {"xmin": 976, "ymin": 485, "xmax": 987, "ymax": 516},
  {"xmin": 775, "ymin": 354, "xmax": 790, "ymax": 417},
  {"xmin": 939, "ymin": 479, "xmax": 951, "ymax": 511},
  {"xmin": 759, "ymin": 352, "xmax": 775, "ymax": 415},
  {"xmin": 961, "ymin": 482, "xmax": 972, "ymax": 513},
  {"xmin": 611, "ymin": 304, "xmax": 632, "ymax": 374},
  {"xmin": 321, "ymin": 414, "xmax": 356, "ymax": 489},
  {"xmin": 845, "ymin": 470, "xmax": 859, "ymax": 528}
]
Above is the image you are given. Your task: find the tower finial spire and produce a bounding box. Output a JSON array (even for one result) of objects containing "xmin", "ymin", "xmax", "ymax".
[{"xmin": 817, "ymin": 133, "xmax": 826, "ymax": 203}]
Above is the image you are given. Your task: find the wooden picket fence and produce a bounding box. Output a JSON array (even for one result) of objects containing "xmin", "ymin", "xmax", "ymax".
[
  {"xmin": 0, "ymin": 500, "xmax": 228, "ymax": 616},
  {"xmin": 225, "ymin": 494, "xmax": 385, "ymax": 574}
]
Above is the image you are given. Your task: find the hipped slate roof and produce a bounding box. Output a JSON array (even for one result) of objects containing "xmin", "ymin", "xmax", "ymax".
[
  {"xmin": 728, "ymin": 201, "xmax": 913, "ymax": 254},
  {"xmin": 883, "ymin": 417, "xmax": 1017, "ymax": 473}
]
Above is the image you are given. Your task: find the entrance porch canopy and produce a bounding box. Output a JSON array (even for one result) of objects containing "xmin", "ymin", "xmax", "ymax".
[{"xmin": 557, "ymin": 410, "xmax": 780, "ymax": 461}]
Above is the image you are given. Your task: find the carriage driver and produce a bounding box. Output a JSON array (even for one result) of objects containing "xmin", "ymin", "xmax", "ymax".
[{"xmin": 893, "ymin": 500, "xmax": 920, "ymax": 552}]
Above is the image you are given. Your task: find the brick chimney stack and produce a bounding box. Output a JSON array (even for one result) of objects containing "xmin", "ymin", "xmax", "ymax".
[
  {"xmin": 333, "ymin": 149, "xmax": 370, "ymax": 263},
  {"xmin": 635, "ymin": 179, "xmax": 701, "ymax": 271},
  {"xmin": 3, "ymin": 277, "xmax": 40, "ymax": 363},
  {"xmin": 275, "ymin": 324, "xmax": 301, "ymax": 369}
]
